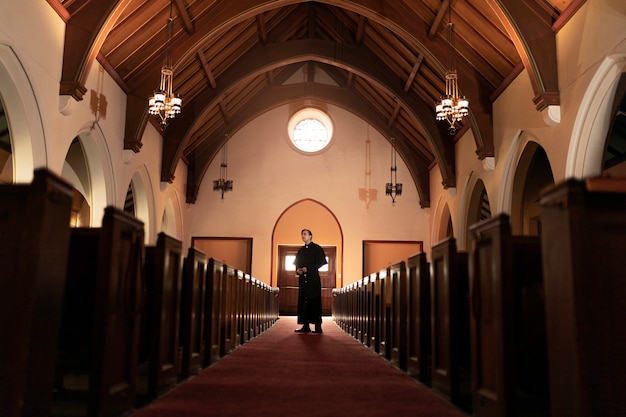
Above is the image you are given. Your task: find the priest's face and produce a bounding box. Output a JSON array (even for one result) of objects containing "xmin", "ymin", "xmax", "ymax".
[{"xmin": 301, "ymin": 229, "xmax": 312, "ymax": 245}]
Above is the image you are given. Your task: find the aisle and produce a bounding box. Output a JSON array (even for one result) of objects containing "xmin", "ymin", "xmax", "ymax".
[{"xmin": 130, "ymin": 316, "xmax": 468, "ymax": 417}]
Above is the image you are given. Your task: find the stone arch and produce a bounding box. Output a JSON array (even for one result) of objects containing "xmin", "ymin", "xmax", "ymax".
[
  {"xmin": 509, "ymin": 140, "xmax": 554, "ymax": 235},
  {"xmin": 0, "ymin": 44, "xmax": 46, "ymax": 182},
  {"xmin": 458, "ymin": 172, "xmax": 491, "ymax": 251},
  {"xmin": 127, "ymin": 166, "xmax": 156, "ymax": 242},
  {"xmin": 65, "ymin": 124, "xmax": 115, "ymax": 227},
  {"xmin": 567, "ymin": 54, "xmax": 626, "ymax": 179},
  {"xmin": 432, "ymin": 196, "xmax": 453, "ymax": 246},
  {"xmin": 161, "ymin": 187, "xmax": 183, "ymax": 241}
]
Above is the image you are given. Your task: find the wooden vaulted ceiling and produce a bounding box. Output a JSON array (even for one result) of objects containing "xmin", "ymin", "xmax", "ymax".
[{"xmin": 50, "ymin": 0, "xmax": 583, "ymax": 207}]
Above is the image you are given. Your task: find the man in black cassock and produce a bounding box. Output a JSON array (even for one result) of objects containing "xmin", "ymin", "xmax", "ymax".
[{"xmin": 294, "ymin": 228, "xmax": 327, "ymax": 333}]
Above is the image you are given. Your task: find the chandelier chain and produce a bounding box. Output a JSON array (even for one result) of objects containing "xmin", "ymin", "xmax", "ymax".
[
  {"xmin": 435, "ymin": 3, "xmax": 469, "ymax": 135},
  {"xmin": 148, "ymin": 0, "xmax": 182, "ymax": 131}
]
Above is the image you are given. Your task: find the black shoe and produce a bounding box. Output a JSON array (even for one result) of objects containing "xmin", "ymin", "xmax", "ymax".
[
  {"xmin": 313, "ymin": 325, "xmax": 322, "ymax": 334},
  {"xmin": 295, "ymin": 326, "xmax": 311, "ymax": 333}
]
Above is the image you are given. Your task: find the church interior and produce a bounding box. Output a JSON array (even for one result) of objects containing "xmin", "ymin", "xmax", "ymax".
[{"xmin": 1, "ymin": 0, "xmax": 625, "ymax": 416}]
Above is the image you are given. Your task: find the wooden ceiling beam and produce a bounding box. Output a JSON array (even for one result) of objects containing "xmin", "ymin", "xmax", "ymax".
[
  {"xmin": 355, "ymin": 15, "xmax": 366, "ymax": 46},
  {"xmin": 404, "ymin": 55, "xmax": 424, "ymax": 92},
  {"xmin": 174, "ymin": 0, "xmax": 194, "ymax": 35},
  {"xmin": 486, "ymin": 0, "xmax": 561, "ymax": 111},
  {"xmin": 197, "ymin": 50, "xmax": 217, "ymax": 89},
  {"xmin": 184, "ymin": 83, "xmax": 431, "ymax": 207},
  {"xmin": 388, "ymin": 100, "xmax": 401, "ymax": 128},
  {"xmin": 158, "ymin": 39, "xmax": 454, "ymax": 191},
  {"xmin": 428, "ymin": 0, "xmax": 450, "ymax": 40},
  {"xmin": 59, "ymin": 0, "xmax": 131, "ymax": 100},
  {"xmin": 256, "ymin": 14, "xmax": 268, "ymax": 44}
]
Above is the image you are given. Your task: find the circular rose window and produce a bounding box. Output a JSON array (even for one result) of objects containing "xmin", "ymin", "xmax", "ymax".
[{"xmin": 287, "ymin": 108, "xmax": 334, "ymax": 153}]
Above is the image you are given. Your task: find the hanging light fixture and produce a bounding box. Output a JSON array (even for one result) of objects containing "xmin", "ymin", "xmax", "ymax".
[
  {"xmin": 435, "ymin": 4, "xmax": 469, "ymax": 135},
  {"xmin": 148, "ymin": 1, "xmax": 182, "ymax": 131},
  {"xmin": 385, "ymin": 138, "xmax": 402, "ymax": 204},
  {"xmin": 213, "ymin": 138, "xmax": 233, "ymax": 200}
]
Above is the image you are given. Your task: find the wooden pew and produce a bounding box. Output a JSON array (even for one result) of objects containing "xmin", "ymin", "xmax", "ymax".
[
  {"xmin": 234, "ymin": 270, "xmax": 244, "ymax": 348},
  {"xmin": 348, "ymin": 281, "xmax": 357, "ymax": 337},
  {"xmin": 359, "ymin": 277, "xmax": 369, "ymax": 344},
  {"xmin": 54, "ymin": 206, "xmax": 145, "ymax": 417},
  {"xmin": 204, "ymin": 259, "xmax": 224, "ymax": 366},
  {"xmin": 406, "ymin": 252, "xmax": 431, "ymax": 385},
  {"xmin": 540, "ymin": 178, "xmax": 626, "ymax": 416},
  {"xmin": 239, "ymin": 272, "xmax": 251, "ymax": 344},
  {"xmin": 365, "ymin": 272, "xmax": 377, "ymax": 349},
  {"xmin": 358, "ymin": 279, "xmax": 366, "ymax": 341},
  {"xmin": 219, "ymin": 265, "xmax": 237, "ymax": 356},
  {"xmin": 139, "ymin": 232, "xmax": 183, "ymax": 402},
  {"xmin": 179, "ymin": 247, "xmax": 206, "ymax": 379},
  {"xmin": 378, "ymin": 268, "xmax": 392, "ymax": 360},
  {"xmin": 430, "ymin": 237, "xmax": 471, "ymax": 412},
  {"xmin": 249, "ymin": 277, "xmax": 260, "ymax": 338},
  {"xmin": 390, "ymin": 261, "xmax": 408, "ymax": 371},
  {"xmin": 369, "ymin": 272, "xmax": 381, "ymax": 354},
  {"xmin": 0, "ymin": 169, "xmax": 73, "ymax": 417},
  {"xmin": 469, "ymin": 214, "xmax": 548, "ymax": 417}
]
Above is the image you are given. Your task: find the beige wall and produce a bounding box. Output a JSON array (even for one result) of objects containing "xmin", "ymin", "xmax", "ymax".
[{"xmin": 185, "ymin": 104, "xmax": 430, "ymax": 284}]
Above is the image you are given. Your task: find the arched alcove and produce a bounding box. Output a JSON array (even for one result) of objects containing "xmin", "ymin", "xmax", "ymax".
[
  {"xmin": 433, "ymin": 200, "xmax": 453, "ymax": 246},
  {"xmin": 271, "ymin": 199, "xmax": 343, "ymax": 287},
  {"xmin": 511, "ymin": 142, "xmax": 554, "ymax": 236},
  {"xmin": 124, "ymin": 167, "xmax": 156, "ymax": 242},
  {"xmin": 161, "ymin": 190, "xmax": 182, "ymax": 240},
  {"xmin": 62, "ymin": 127, "xmax": 115, "ymax": 227},
  {"xmin": 460, "ymin": 176, "xmax": 491, "ymax": 250}
]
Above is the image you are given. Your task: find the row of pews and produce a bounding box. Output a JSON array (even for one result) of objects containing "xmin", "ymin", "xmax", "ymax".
[
  {"xmin": 0, "ymin": 169, "xmax": 279, "ymax": 417},
  {"xmin": 333, "ymin": 177, "xmax": 626, "ymax": 417}
]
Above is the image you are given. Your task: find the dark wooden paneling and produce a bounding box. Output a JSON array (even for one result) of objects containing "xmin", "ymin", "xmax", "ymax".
[
  {"xmin": 390, "ymin": 261, "xmax": 408, "ymax": 371},
  {"xmin": 430, "ymin": 237, "xmax": 471, "ymax": 412},
  {"xmin": 0, "ymin": 169, "xmax": 73, "ymax": 417},
  {"xmin": 55, "ymin": 206, "xmax": 145, "ymax": 417},
  {"xmin": 378, "ymin": 268, "xmax": 392, "ymax": 360},
  {"xmin": 142, "ymin": 233, "xmax": 183, "ymax": 401},
  {"xmin": 179, "ymin": 247, "xmax": 206, "ymax": 379},
  {"xmin": 204, "ymin": 259, "xmax": 223, "ymax": 366},
  {"xmin": 541, "ymin": 178, "xmax": 626, "ymax": 416},
  {"xmin": 407, "ymin": 252, "xmax": 431, "ymax": 385},
  {"xmin": 469, "ymin": 214, "xmax": 548, "ymax": 417}
]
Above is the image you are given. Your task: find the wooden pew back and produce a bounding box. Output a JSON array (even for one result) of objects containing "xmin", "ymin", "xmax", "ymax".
[
  {"xmin": 0, "ymin": 169, "xmax": 73, "ymax": 417},
  {"xmin": 430, "ymin": 237, "xmax": 471, "ymax": 411},
  {"xmin": 541, "ymin": 178, "xmax": 626, "ymax": 416}
]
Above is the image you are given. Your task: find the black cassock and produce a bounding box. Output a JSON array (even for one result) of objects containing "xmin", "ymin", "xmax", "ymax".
[{"xmin": 294, "ymin": 242, "xmax": 327, "ymax": 325}]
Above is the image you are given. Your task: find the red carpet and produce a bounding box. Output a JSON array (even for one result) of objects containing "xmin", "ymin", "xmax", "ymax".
[{"xmin": 130, "ymin": 317, "xmax": 468, "ymax": 417}]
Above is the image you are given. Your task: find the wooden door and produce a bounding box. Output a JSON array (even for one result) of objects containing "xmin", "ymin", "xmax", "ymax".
[{"xmin": 277, "ymin": 245, "xmax": 336, "ymax": 316}]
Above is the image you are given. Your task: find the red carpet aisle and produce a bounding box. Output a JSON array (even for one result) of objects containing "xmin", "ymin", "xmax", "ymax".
[{"xmin": 130, "ymin": 316, "xmax": 467, "ymax": 417}]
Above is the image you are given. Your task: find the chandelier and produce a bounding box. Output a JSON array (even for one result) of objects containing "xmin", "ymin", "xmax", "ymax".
[
  {"xmin": 213, "ymin": 140, "xmax": 233, "ymax": 200},
  {"xmin": 385, "ymin": 138, "xmax": 402, "ymax": 204},
  {"xmin": 148, "ymin": 1, "xmax": 182, "ymax": 131},
  {"xmin": 435, "ymin": 5, "xmax": 469, "ymax": 135}
]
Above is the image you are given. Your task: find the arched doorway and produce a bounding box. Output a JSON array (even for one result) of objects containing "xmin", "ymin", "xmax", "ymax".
[{"xmin": 272, "ymin": 199, "xmax": 343, "ymax": 316}]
